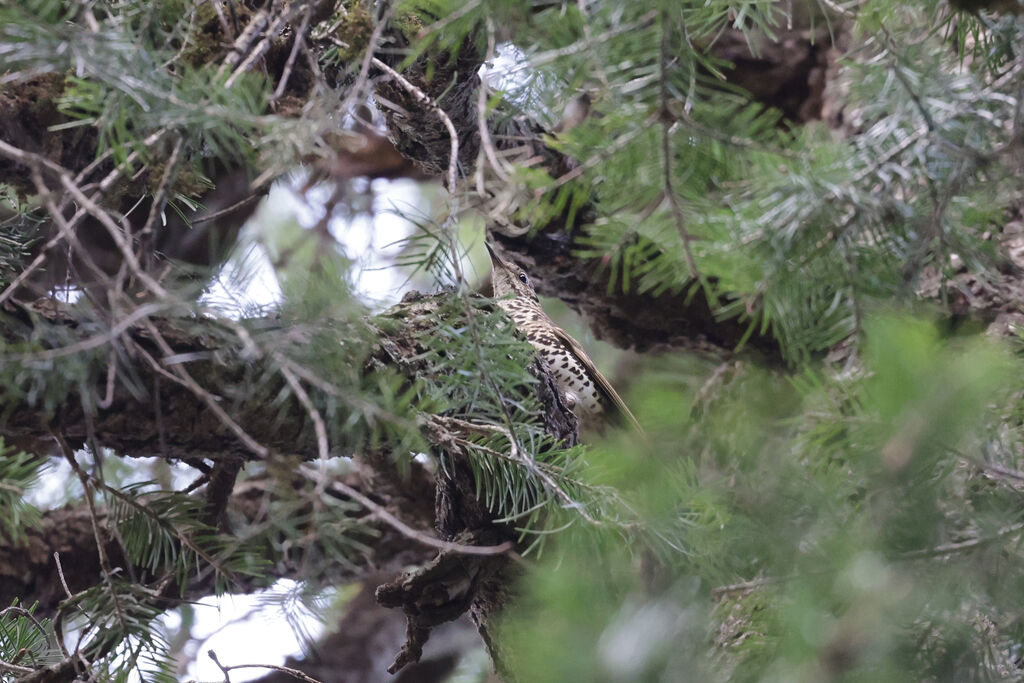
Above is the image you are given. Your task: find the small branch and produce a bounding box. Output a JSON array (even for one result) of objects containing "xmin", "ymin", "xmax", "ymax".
[
  {"xmin": 270, "ymin": 3, "xmax": 313, "ymax": 103},
  {"xmin": 3, "ymin": 303, "xmax": 165, "ymax": 363},
  {"xmin": 415, "ymin": 0, "xmax": 481, "ymax": 38},
  {"xmin": 533, "ymin": 114, "xmax": 656, "ymax": 196},
  {"xmin": 900, "ymin": 523, "xmax": 1024, "ymax": 560},
  {"xmin": 296, "ymin": 464, "xmax": 515, "ymax": 557},
  {"xmin": 429, "ymin": 416, "xmax": 600, "ymax": 526},
  {"xmin": 208, "ymin": 650, "xmax": 323, "ymax": 683},
  {"xmin": 500, "ymin": 10, "xmax": 658, "ymax": 78},
  {"xmin": 0, "ymin": 658, "xmax": 33, "ymax": 675},
  {"xmin": 658, "ymin": 12, "xmax": 699, "ymax": 282},
  {"xmin": 138, "ymin": 136, "xmax": 185, "ymax": 256},
  {"xmin": 208, "ymin": 649, "xmax": 233, "ymax": 683},
  {"xmin": 56, "ymin": 173, "xmax": 170, "ymax": 299},
  {"xmin": 712, "ymin": 574, "xmax": 792, "ymax": 599},
  {"xmin": 476, "ymin": 19, "xmax": 511, "ymax": 185},
  {"xmin": 370, "ymin": 56, "xmax": 463, "ymax": 283},
  {"xmin": 141, "ymin": 319, "xmax": 270, "ymax": 459},
  {"xmin": 54, "ymin": 433, "xmax": 132, "ymax": 653}
]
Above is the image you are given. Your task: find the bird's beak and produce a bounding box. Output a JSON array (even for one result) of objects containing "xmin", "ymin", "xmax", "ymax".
[{"xmin": 484, "ymin": 241, "xmax": 504, "ymax": 267}]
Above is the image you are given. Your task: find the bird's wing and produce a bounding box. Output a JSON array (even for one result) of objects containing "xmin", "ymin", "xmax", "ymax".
[{"xmin": 550, "ymin": 325, "xmax": 643, "ymax": 433}]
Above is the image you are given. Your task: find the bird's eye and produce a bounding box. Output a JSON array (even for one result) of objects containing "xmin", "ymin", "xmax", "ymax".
[{"xmin": 518, "ymin": 273, "xmax": 529, "ymax": 284}]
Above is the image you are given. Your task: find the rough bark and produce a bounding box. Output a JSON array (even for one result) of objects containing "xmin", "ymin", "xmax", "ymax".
[{"xmin": 0, "ymin": 474, "xmax": 433, "ymax": 618}]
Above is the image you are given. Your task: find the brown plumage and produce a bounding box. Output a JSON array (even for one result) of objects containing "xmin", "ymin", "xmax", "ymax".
[{"xmin": 486, "ymin": 242, "xmax": 642, "ymax": 432}]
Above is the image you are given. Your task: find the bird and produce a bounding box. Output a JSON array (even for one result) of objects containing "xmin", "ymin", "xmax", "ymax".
[{"xmin": 485, "ymin": 242, "xmax": 642, "ymax": 432}]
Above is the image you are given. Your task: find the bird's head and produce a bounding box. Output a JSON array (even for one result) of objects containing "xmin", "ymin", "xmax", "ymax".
[{"xmin": 486, "ymin": 242, "xmax": 539, "ymax": 302}]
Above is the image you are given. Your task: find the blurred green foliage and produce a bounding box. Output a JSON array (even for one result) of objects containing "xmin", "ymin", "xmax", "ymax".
[{"xmin": 504, "ymin": 317, "xmax": 1024, "ymax": 681}]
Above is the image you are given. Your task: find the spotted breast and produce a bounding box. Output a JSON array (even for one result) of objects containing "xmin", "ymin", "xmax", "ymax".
[{"xmin": 486, "ymin": 243, "xmax": 641, "ymax": 432}]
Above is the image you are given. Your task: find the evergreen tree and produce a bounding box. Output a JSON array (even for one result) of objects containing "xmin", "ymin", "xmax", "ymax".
[{"xmin": 2, "ymin": 0, "xmax": 1024, "ymax": 680}]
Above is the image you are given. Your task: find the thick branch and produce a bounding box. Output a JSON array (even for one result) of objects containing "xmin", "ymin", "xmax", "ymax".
[{"xmin": 0, "ymin": 470, "xmax": 436, "ymax": 617}]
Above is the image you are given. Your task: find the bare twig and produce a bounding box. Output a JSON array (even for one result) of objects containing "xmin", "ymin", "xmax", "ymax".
[
  {"xmin": 476, "ymin": 19, "xmax": 511, "ymax": 185},
  {"xmin": 208, "ymin": 650, "xmax": 323, "ymax": 683},
  {"xmin": 0, "ymin": 658, "xmax": 33, "ymax": 675},
  {"xmin": 138, "ymin": 136, "xmax": 185, "ymax": 252},
  {"xmin": 534, "ymin": 114, "xmax": 656, "ymax": 196},
  {"xmin": 415, "ymin": 0, "xmax": 481, "ymax": 38},
  {"xmin": 53, "ymin": 553, "xmax": 74, "ymax": 602},
  {"xmin": 712, "ymin": 574, "xmax": 792, "ymax": 598},
  {"xmin": 370, "ymin": 56, "xmax": 463, "ymax": 283},
  {"xmin": 369, "ymin": 57, "xmax": 460, "ymax": 193},
  {"xmin": 900, "ymin": 522, "xmax": 1024, "ymax": 560},
  {"xmin": 141, "ymin": 318, "xmax": 270, "ymax": 458},
  {"xmin": 0, "ymin": 132, "xmax": 169, "ymax": 304},
  {"xmin": 54, "ymin": 433, "xmax": 131, "ymax": 646},
  {"xmin": 219, "ymin": 9, "xmax": 269, "ymax": 77},
  {"xmin": 225, "ymin": 4, "xmax": 305, "ymax": 89},
  {"xmin": 57, "ymin": 173, "xmax": 170, "ymax": 299},
  {"xmin": 296, "ymin": 463, "xmax": 515, "ymax": 556},
  {"xmin": 97, "ymin": 347, "xmax": 118, "ymax": 410},
  {"xmin": 208, "ymin": 649, "xmax": 233, "ymax": 682},
  {"xmin": 270, "ymin": 3, "xmax": 313, "ymax": 103},
  {"xmin": 3, "ymin": 303, "xmax": 164, "ymax": 363}
]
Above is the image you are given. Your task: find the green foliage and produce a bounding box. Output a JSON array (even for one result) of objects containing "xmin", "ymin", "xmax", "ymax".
[
  {"xmin": 107, "ymin": 482, "xmax": 270, "ymax": 594},
  {"xmin": 0, "ymin": 602, "xmax": 60, "ymax": 672},
  {"xmin": 462, "ymin": 0, "xmax": 1023, "ymax": 363},
  {"xmin": 5, "ymin": 0, "xmax": 1024, "ymax": 679},
  {"xmin": 63, "ymin": 580, "xmax": 179, "ymax": 682},
  {"xmin": 0, "ymin": 444, "xmax": 43, "ymax": 544},
  {"xmin": 504, "ymin": 316, "xmax": 1024, "ymax": 680}
]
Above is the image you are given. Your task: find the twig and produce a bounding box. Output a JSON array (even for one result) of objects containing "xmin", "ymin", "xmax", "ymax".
[
  {"xmin": 429, "ymin": 416, "xmax": 601, "ymax": 526},
  {"xmin": 370, "ymin": 56, "xmax": 463, "ymax": 282},
  {"xmin": 3, "ymin": 303, "xmax": 164, "ymax": 363},
  {"xmin": 477, "ymin": 19, "xmax": 512, "ymax": 185},
  {"xmin": 208, "ymin": 650, "xmax": 323, "ymax": 683},
  {"xmin": 533, "ymin": 114, "xmax": 656, "ymax": 196},
  {"xmin": 54, "ymin": 433, "xmax": 131, "ymax": 647},
  {"xmin": 0, "ymin": 209, "xmax": 79, "ymax": 306},
  {"xmin": 53, "ymin": 553, "xmax": 74, "ymax": 601},
  {"xmin": 51, "ymin": 553, "xmax": 75, "ymax": 659},
  {"xmin": 0, "ymin": 140, "xmax": 169, "ymax": 300},
  {"xmin": 415, "ymin": 0, "xmax": 481, "ymax": 38},
  {"xmin": 659, "ymin": 12, "xmax": 699, "ymax": 282},
  {"xmin": 187, "ymin": 192, "xmax": 263, "ymax": 225},
  {"xmin": 900, "ymin": 522, "xmax": 1024, "ymax": 560},
  {"xmin": 270, "ymin": 3, "xmax": 313, "ymax": 103},
  {"xmin": 335, "ymin": 5, "xmax": 392, "ymax": 130},
  {"xmin": 97, "ymin": 348, "xmax": 118, "ymax": 410},
  {"xmin": 218, "ymin": 9, "xmax": 269, "ymax": 77},
  {"xmin": 500, "ymin": 10, "xmax": 659, "ymax": 78},
  {"xmin": 276, "ymin": 359, "xmax": 331, "ymax": 583},
  {"xmin": 141, "ymin": 319, "xmax": 270, "ymax": 459},
  {"xmin": 209, "ymin": 0, "xmax": 234, "ymax": 40},
  {"xmin": 712, "ymin": 574, "xmax": 792, "ymax": 598},
  {"xmin": 138, "ymin": 136, "xmax": 185, "ymax": 253},
  {"xmin": 208, "ymin": 649, "xmax": 232, "ymax": 683},
  {"xmin": 0, "ymin": 130, "xmax": 167, "ymax": 305},
  {"xmin": 59, "ymin": 174, "xmax": 169, "ymax": 298},
  {"xmin": 225, "ymin": 4, "xmax": 305, "ymax": 89},
  {"xmin": 0, "ymin": 658, "xmax": 33, "ymax": 675},
  {"xmin": 369, "ymin": 57, "xmax": 460, "ymax": 193},
  {"xmin": 0, "ymin": 607, "xmax": 56, "ymax": 654},
  {"xmin": 296, "ymin": 464, "xmax": 515, "ymax": 556}
]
